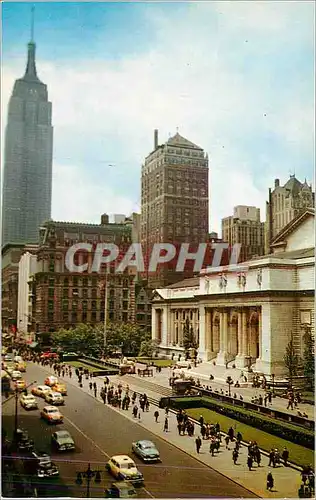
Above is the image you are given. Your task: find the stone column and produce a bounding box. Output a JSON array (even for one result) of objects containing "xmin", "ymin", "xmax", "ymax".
[
  {"xmin": 235, "ymin": 309, "xmax": 248, "ymax": 368},
  {"xmin": 255, "ymin": 308, "xmax": 264, "ymax": 372},
  {"xmin": 198, "ymin": 305, "xmax": 206, "ymax": 361},
  {"xmin": 216, "ymin": 309, "xmax": 229, "ymax": 365},
  {"xmin": 166, "ymin": 305, "xmax": 172, "ymax": 346},
  {"xmin": 151, "ymin": 308, "xmax": 157, "ymax": 342},
  {"xmin": 161, "ymin": 305, "xmax": 168, "ymax": 346}
]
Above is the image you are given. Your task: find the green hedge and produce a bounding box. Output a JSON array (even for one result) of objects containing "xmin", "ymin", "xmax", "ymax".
[{"xmin": 161, "ymin": 396, "xmax": 314, "ymax": 449}]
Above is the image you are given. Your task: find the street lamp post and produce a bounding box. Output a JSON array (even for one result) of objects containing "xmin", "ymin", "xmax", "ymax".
[
  {"xmin": 14, "ymin": 385, "xmax": 19, "ymax": 435},
  {"xmin": 76, "ymin": 463, "xmax": 101, "ymax": 498},
  {"xmin": 226, "ymin": 376, "xmax": 233, "ymax": 397}
]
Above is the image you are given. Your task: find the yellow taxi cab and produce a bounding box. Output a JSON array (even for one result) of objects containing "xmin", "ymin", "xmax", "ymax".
[
  {"xmin": 15, "ymin": 379, "xmax": 26, "ymax": 391},
  {"xmin": 16, "ymin": 361, "xmax": 26, "ymax": 372},
  {"xmin": 52, "ymin": 382, "xmax": 67, "ymax": 395},
  {"xmin": 106, "ymin": 455, "xmax": 144, "ymax": 486},
  {"xmin": 32, "ymin": 385, "xmax": 51, "ymax": 398},
  {"xmin": 40, "ymin": 405, "xmax": 63, "ymax": 424},
  {"xmin": 44, "ymin": 376, "xmax": 59, "ymax": 387}
]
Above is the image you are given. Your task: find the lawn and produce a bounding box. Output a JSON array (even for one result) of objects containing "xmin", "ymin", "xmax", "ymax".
[
  {"xmin": 133, "ymin": 357, "xmax": 175, "ymax": 367},
  {"xmin": 68, "ymin": 360, "xmax": 108, "ymax": 372},
  {"xmin": 187, "ymin": 407, "xmax": 314, "ymax": 467}
]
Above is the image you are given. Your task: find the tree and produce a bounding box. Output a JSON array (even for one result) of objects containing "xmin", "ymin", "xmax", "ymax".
[
  {"xmin": 284, "ymin": 334, "xmax": 299, "ymax": 388},
  {"xmin": 52, "ymin": 322, "xmax": 150, "ymax": 358},
  {"xmin": 183, "ymin": 318, "xmax": 198, "ymax": 353},
  {"xmin": 303, "ymin": 326, "xmax": 314, "ymax": 390},
  {"xmin": 138, "ymin": 339, "xmax": 159, "ymax": 358}
]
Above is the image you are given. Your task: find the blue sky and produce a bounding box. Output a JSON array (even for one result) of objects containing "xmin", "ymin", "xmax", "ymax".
[{"xmin": 2, "ymin": 1, "xmax": 315, "ymax": 232}]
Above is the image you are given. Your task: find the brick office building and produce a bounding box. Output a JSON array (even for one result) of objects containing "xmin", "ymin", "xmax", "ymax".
[
  {"xmin": 1, "ymin": 244, "xmax": 25, "ymax": 333},
  {"xmin": 30, "ymin": 215, "xmax": 137, "ymax": 333},
  {"xmin": 141, "ymin": 130, "xmax": 209, "ymax": 289}
]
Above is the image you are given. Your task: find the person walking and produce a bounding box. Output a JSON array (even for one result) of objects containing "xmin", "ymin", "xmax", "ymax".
[
  {"xmin": 154, "ymin": 410, "xmax": 159, "ymax": 423},
  {"xmin": 195, "ymin": 436, "xmax": 202, "ymax": 454},
  {"xmin": 100, "ymin": 389, "xmax": 106, "ymax": 404},
  {"xmin": 225, "ymin": 435, "xmax": 230, "ymax": 449},
  {"xmin": 89, "ymin": 382, "xmax": 93, "ymax": 391},
  {"xmin": 163, "ymin": 417, "xmax": 169, "ymax": 432},
  {"xmin": 267, "ymin": 472, "xmax": 274, "ymax": 491},
  {"xmin": 256, "ymin": 449, "xmax": 261, "ymax": 467},
  {"xmin": 247, "ymin": 455, "xmax": 253, "ymax": 471},
  {"xmin": 201, "ymin": 425, "xmax": 206, "ymax": 440},
  {"xmin": 282, "ymin": 447, "xmax": 289, "ymax": 466},
  {"xmin": 232, "ymin": 448, "xmax": 239, "ymax": 465},
  {"xmin": 228, "ymin": 426, "xmax": 234, "ymax": 441},
  {"xmin": 269, "ymin": 449, "xmax": 275, "ymax": 467}
]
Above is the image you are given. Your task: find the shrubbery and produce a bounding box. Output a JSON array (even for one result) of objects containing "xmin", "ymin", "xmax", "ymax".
[{"xmin": 160, "ymin": 396, "xmax": 314, "ymax": 449}]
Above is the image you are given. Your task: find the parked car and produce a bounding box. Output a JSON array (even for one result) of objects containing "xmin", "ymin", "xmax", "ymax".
[
  {"xmin": 105, "ymin": 481, "xmax": 137, "ymax": 498},
  {"xmin": 40, "ymin": 406, "xmax": 63, "ymax": 424},
  {"xmin": 51, "ymin": 430, "xmax": 75, "ymax": 451},
  {"xmin": 44, "ymin": 391, "xmax": 64, "ymax": 405},
  {"xmin": 131, "ymin": 440, "xmax": 160, "ymax": 462},
  {"xmin": 106, "ymin": 456, "xmax": 144, "ymax": 486},
  {"xmin": 24, "ymin": 451, "xmax": 59, "ymax": 479},
  {"xmin": 20, "ymin": 394, "xmax": 38, "ymax": 410}
]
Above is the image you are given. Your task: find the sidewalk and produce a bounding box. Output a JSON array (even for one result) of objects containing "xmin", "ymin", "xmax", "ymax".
[
  {"xmin": 140, "ymin": 366, "xmax": 314, "ymax": 420},
  {"xmin": 39, "ymin": 362, "xmax": 304, "ymax": 499}
]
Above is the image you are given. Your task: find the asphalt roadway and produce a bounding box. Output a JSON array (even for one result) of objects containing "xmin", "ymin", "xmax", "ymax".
[{"xmin": 2, "ymin": 362, "xmax": 257, "ymax": 498}]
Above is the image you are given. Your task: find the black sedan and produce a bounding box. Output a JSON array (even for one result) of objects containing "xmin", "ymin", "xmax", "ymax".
[{"xmin": 24, "ymin": 451, "xmax": 59, "ymax": 479}]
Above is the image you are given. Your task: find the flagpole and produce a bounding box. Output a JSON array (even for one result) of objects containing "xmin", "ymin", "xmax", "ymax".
[{"xmin": 103, "ymin": 266, "xmax": 108, "ymax": 354}]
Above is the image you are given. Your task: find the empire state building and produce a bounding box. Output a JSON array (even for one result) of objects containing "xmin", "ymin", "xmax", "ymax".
[{"xmin": 2, "ymin": 38, "xmax": 53, "ymax": 246}]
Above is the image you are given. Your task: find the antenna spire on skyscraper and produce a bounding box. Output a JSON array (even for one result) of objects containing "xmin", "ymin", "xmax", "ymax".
[{"xmin": 31, "ymin": 5, "xmax": 35, "ymax": 42}]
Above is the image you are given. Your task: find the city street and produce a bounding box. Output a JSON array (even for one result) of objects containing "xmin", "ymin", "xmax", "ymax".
[{"xmin": 2, "ymin": 362, "xmax": 257, "ymax": 498}]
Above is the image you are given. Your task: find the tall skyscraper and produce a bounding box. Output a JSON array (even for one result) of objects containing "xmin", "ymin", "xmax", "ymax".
[
  {"xmin": 2, "ymin": 36, "xmax": 53, "ymax": 247},
  {"xmin": 141, "ymin": 130, "xmax": 209, "ymax": 288},
  {"xmin": 222, "ymin": 205, "xmax": 265, "ymax": 262},
  {"xmin": 265, "ymin": 176, "xmax": 314, "ymax": 254}
]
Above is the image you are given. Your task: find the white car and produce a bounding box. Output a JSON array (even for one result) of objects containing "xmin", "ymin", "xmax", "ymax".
[
  {"xmin": 12, "ymin": 370, "xmax": 22, "ymax": 380},
  {"xmin": 32, "ymin": 385, "xmax": 51, "ymax": 398},
  {"xmin": 44, "ymin": 391, "xmax": 64, "ymax": 406},
  {"xmin": 20, "ymin": 394, "xmax": 38, "ymax": 410}
]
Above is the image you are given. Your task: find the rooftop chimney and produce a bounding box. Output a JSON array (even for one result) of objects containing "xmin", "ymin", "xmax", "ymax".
[
  {"xmin": 154, "ymin": 129, "xmax": 158, "ymax": 149},
  {"xmin": 274, "ymin": 179, "xmax": 280, "ymax": 188}
]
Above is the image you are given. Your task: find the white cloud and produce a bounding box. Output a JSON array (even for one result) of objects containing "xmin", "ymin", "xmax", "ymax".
[
  {"xmin": 52, "ymin": 162, "xmax": 136, "ymax": 223},
  {"xmin": 2, "ymin": 2, "xmax": 314, "ymax": 235}
]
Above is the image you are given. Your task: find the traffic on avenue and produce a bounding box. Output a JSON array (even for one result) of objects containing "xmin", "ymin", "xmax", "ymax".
[{"xmin": 2, "ymin": 358, "xmax": 257, "ymax": 498}]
